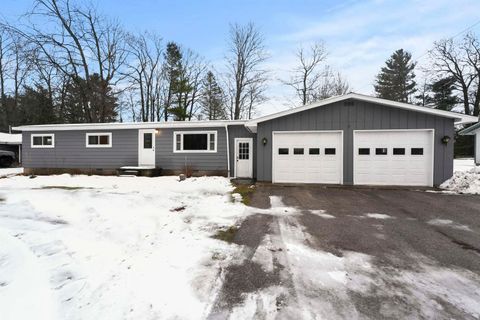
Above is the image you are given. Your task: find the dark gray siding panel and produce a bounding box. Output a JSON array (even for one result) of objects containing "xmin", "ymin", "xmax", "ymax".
[
  {"xmin": 23, "ymin": 126, "xmax": 232, "ymax": 172},
  {"xmin": 22, "ymin": 130, "xmax": 138, "ymax": 168},
  {"xmin": 227, "ymin": 125, "xmax": 257, "ymax": 177},
  {"xmin": 155, "ymin": 127, "xmax": 228, "ymax": 172},
  {"xmin": 257, "ymin": 100, "xmax": 455, "ymax": 186}
]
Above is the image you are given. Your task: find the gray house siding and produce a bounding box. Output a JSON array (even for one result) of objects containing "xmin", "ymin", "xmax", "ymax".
[
  {"xmin": 227, "ymin": 125, "xmax": 257, "ymax": 177},
  {"xmin": 155, "ymin": 127, "xmax": 228, "ymax": 173},
  {"xmin": 23, "ymin": 127, "xmax": 232, "ymax": 173},
  {"xmin": 256, "ymin": 99, "xmax": 454, "ymax": 186},
  {"xmin": 22, "ymin": 129, "xmax": 138, "ymax": 169}
]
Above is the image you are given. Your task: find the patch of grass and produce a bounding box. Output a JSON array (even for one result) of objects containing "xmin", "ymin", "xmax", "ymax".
[
  {"xmin": 231, "ymin": 184, "xmax": 255, "ymax": 205},
  {"xmin": 37, "ymin": 186, "xmax": 91, "ymax": 190},
  {"xmin": 213, "ymin": 226, "xmax": 239, "ymax": 243}
]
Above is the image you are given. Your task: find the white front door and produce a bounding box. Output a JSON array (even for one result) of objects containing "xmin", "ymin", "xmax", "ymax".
[
  {"xmin": 138, "ymin": 129, "xmax": 156, "ymax": 167},
  {"xmin": 272, "ymin": 131, "xmax": 343, "ymax": 184},
  {"xmin": 353, "ymin": 130, "xmax": 434, "ymax": 186},
  {"xmin": 235, "ymin": 138, "xmax": 253, "ymax": 178}
]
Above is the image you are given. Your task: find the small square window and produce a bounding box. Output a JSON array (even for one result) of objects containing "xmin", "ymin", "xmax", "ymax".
[
  {"xmin": 325, "ymin": 148, "xmax": 336, "ymax": 155},
  {"xmin": 293, "ymin": 148, "xmax": 304, "ymax": 155},
  {"xmin": 88, "ymin": 135, "xmax": 99, "ymax": 145},
  {"xmin": 309, "ymin": 148, "xmax": 320, "ymax": 155},
  {"xmin": 33, "ymin": 136, "xmax": 43, "ymax": 146},
  {"xmin": 358, "ymin": 148, "xmax": 370, "ymax": 155},
  {"xmin": 411, "ymin": 148, "xmax": 424, "ymax": 155},
  {"xmin": 99, "ymin": 135, "xmax": 110, "ymax": 145},
  {"xmin": 393, "ymin": 148, "xmax": 405, "ymax": 155},
  {"xmin": 375, "ymin": 148, "xmax": 388, "ymax": 155},
  {"xmin": 278, "ymin": 148, "xmax": 289, "ymax": 155}
]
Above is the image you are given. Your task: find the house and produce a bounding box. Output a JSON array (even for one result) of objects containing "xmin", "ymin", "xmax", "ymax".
[
  {"xmin": 13, "ymin": 93, "xmax": 478, "ymax": 187},
  {"xmin": 0, "ymin": 132, "xmax": 22, "ymax": 164},
  {"xmin": 459, "ymin": 122, "xmax": 480, "ymax": 165}
]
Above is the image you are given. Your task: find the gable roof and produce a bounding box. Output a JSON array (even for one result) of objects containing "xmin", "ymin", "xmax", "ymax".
[
  {"xmin": 245, "ymin": 93, "xmax": 478, "ymax": 132},
  {"xmin": 459, "ymin": 122, "xmax": 480, "ymax": 135}
]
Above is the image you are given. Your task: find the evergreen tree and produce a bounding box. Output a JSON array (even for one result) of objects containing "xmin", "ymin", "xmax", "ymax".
[
  {"xmin": 200, "ymin": 71, "xmax": 226, "ymax": 120},
  {"xmin": 427, "ymin": 77, "xmax": 458, "ymax": 111},
  {"xmin": 374, "ymin": 49, "xmax": 417, "ymax": 103},
  {"xmin": 163, "ymin": 42, "xmax": 186, "ymax": 120},
  {"xmin": 17, "ymin": 85, "xmax": 57, "ymax": 125}
]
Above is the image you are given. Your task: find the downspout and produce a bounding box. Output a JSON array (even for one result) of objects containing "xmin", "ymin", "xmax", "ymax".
[{"xmin": 225, "ymin": 124, "xmax": 230, "ymax": 178}]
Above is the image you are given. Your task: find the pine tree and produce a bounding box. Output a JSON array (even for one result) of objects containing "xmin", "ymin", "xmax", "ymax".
[
  {"xmin": 163, "ymin": 42, "xmax": 184, "ymax": 120},
  {"xmin": 374, "ymin": 49, "xmax": 417, "ymax": 103},
  {"xmin": 200, "ymin": 71, "xmax": 226, "ymax": 120},
  {"xmin": 427, "ymin": 77, "xmax": 458, "ymax": 111}
]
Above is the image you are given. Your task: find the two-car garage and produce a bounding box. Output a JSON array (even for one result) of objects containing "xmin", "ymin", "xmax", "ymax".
[
  {"xmin": 251, "ymin": 93, "xmax": 476, "ymax": 187},
  {"xmin": 271, "ymin": 129, "xmax": 434, "ymax": 186}
]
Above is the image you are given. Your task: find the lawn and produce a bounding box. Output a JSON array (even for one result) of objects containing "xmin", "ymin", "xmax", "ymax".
[{"xmin": 0, "ymin": 175, "xmax": 247, "ymax": 320}]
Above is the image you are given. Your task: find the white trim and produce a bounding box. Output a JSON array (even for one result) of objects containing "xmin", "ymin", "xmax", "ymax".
[
  {"xmin": 245, "ymin": 93, "xmax": 478, "ymax": 132},
  {"xmin": 352, "ymin": 129, "xmax": 435, "ymax": 187},
  {"xmin": 30, "ymin": 133, "xmax": 55, "ymax": 148},
  {"xmin": 14, "ymin": 120, "xmax": 248, "ymax": 132},
  {"xmin": 173, "ymin": 130, "xmax": 217, "ymax": 153},
  {"xmin": 234, "ymin": 137, "xmax": 253, "ymax": 178},
  {"xmin": 271, "ymin": 130, "xmax": 344, "ymax": 184},
  {"xmin": 85, "ymin": 132, "xmax": 112, "ymax": 148},
  {"xmin": 225, "ymin": 125, "xmax": 230, "ymax": 177}
]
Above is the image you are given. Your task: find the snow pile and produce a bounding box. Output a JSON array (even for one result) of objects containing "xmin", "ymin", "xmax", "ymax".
[
  {"xmin": 440, "ymin": 166, "xmax": 480, "ymax": 194},
  {"xmin": 0, "ymin": 175, "xmax": 247, "ymax": 320},
  {"xmin": 365, "ymin": 213, "xmax": 394, "ymax": 219}
]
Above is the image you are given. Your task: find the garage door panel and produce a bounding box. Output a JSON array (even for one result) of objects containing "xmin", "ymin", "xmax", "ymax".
[
  {"xmin": 273, "ymin": 132, "xmax": 342, "ymax": 184},
  {"xmin": 354, "ymin": 130, "xmax": 433, "ymax": 187}
]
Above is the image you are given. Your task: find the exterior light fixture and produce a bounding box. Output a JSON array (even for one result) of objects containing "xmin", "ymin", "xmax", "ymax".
[
  {"xmin": 155, "ymin": 129, "xmax": 160, "ymax": 135},
  {"xmin": 262, "ymin": 137, "xmax": 268, "ymax": 145},
  {"xmin": 441, "ymin": 135, "xmax": 450, "ymax": 144}
]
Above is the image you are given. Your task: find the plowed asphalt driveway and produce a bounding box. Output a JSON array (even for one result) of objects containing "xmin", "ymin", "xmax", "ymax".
[{"xmin": 209, "ymin": 185, "xmax": 480, "ymax": 319}]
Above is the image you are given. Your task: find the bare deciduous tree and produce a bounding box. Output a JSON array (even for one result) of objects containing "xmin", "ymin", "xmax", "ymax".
[
  {"xmin": 225, "ymin": 22, "xmax": 268, "ymax": 119},
  {"xmin": 283, "ymin": 42, "xmax": 327, "ymax": 106},
  {"xmin": 430, "ymin": 34, "xmax": 480, "ymax": 116},
  {"xmin": 315, "ymin": 68, "xmax": 350, "ymax": 100},
  {"xmin": 125, "ymin": 32, "xmax": 163, "ymax": 122}
]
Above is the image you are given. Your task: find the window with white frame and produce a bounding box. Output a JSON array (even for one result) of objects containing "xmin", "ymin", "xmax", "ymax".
[
  {"xmin": 86, "ymin": 133, "xmax": 112, "ymax": 148},
  {"xmin": 31, "ymin": 134, "xmax": 55, "ymax": 148},
  {"xmin": 174, "ymin": 131, "xmax": 217, "ymax": 152}
]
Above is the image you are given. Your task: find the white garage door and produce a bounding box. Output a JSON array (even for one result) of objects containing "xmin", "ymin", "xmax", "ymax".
[
  {"xmin": 353, "ymin": 130, "xmax": 434, "ymax": 186},
  {"xmin": 272, "ymin": 131, "xmax": 343, "ymax": 184}
]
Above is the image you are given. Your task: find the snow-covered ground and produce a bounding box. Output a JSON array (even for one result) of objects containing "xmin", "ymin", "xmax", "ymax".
[
  {"xmin": 441, "ymin": 158, "xmax": 480, "ymax": 194},
  {"xmin": 0, "ymin": 167, "xmax": 23, "ymax": 177},
  {"xmin": 0, "ymin": 175, "xmax": 247, "ymax": 320}
]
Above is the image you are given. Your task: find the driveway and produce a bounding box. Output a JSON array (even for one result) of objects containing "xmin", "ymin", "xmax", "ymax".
[{"xmin": 209, "ymin": 185, "xmax": 480, "ymax": 319}]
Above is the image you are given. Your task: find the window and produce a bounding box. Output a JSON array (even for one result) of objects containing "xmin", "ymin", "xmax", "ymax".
[
  {"xmin": 309, "ymin": 148, "xmax": 320, "ymax": 155},
  {"xmin": 358, "ymin": 148, "xmax": 370, "ymax": 155},
  {"xmin": 375, "ymin": 148, "xmax": 388, "ymax": 155},
  {"xmin": 411, "ymin": 148, "xmax": 424, "ymax": 155},
  {"xmin": 293, "ymin": 148, "xmax": 304, "ymax": 155},
  {"xmin": 238, "ymin": 142, "xmax": 250, "ymax": 160},
  {"xmin": 278, "ymin": 148, "xmax": 289, "ymax": 155},
  {"xmin": 174, "ymin": 131, "xmax": 217, "ymax": 152},
  {"xmin": 86, "ymin": 133, "xmax": 112, "ymax": 148},
  {"xmin": 31, "ymin": 134, "xmax": 55, "ymax": 148},
  {"xmin": 393, "ymin": 148, "xmax": 405, "ymax": 155},
  {"xmin": 143, "ymin": 133, "xmax": 153, "ymax": 149},
  {"xmin": 325, "ymin": 148, "xmax": 336, "ymax": 155}
]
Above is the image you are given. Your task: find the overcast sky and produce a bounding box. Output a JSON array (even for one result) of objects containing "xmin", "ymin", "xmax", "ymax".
[{"xmin": 3, "ymin": 0, "xmax": 480, "ymax": 116}]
